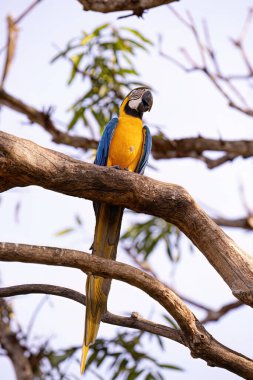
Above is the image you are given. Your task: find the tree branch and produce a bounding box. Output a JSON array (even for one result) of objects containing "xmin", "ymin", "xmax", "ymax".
[
  {"xmin": 163, "ymin": 8, "xmax": 253, "ymax": 118},
  {"xmin": 2, "ymin": 88, "xmax": 253, "ymax": 169},
  {"xmin": 0, "ymin": 299, "xmax": 33, "ymax": 380},
  {"xmin": 201, "ymin": 300, "xmax": 242, "ymax": 324},
  {"xmin": 125, "ymin": 246, "xmax": 244, "ymax": 322},
  {"xmin": 0, "ymin": 0, "xmax": 44, "ymax": 57},
  {"xmin": 77, "ymin": 0, "xmax": 178, "ymax": 14},
  {"xmin": 213, "ymin": 216, "xmax": 253, "ymax": 230},
  {"xmin": 1, "ymin": 131, "xmax": 253, "ymax": 305},
  {"xmin": 0, "ymin": 243, "xmax": 253, "ymax": 378},
  {"xmin": 0, "ymin": 244, "xmax": 201, "ymax": 336},
  {"xmin": 0, "ymin": 284, "xmax": 183, "ymax": 344},
  {"xmin": 152, "ymin": 135, "xmax": 253, "ymax": 163},
  {"xmin": 0, "ymin": 88, "xmax": 98, "ymax": 150}
]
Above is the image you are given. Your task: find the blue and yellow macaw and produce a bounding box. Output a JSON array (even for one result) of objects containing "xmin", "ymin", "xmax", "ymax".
[{"xmin": 81, "ymin": 87, "xmax": 153, "ymax": 373}]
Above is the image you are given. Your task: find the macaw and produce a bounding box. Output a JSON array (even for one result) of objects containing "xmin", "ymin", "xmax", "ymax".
[{"xmin": 81, "ymin": 87, "xmax": 153, "ymax": 373}]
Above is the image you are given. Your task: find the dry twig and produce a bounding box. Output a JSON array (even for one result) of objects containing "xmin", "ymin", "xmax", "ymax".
[
  {"xmin": 0, "ymin": 284, "xmax": 182, "ymax": 344},
  {"xmin": 162, "ymin": 7, "xmax": 253, "ymax": 117}
]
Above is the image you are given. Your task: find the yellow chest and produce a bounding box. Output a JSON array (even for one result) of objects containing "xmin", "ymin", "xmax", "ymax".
[{"xmin": 107, "ymin": 116, "xmax": 143, "ymax": 172}]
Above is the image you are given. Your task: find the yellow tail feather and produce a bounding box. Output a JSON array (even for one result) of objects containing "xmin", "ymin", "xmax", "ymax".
[
  {"xmin": 81, "ymin": 204, "xmax": 123, "ymax": 374},
  {"xmin": 80, "ymin": 344, "xmax": 89, "ymax": 374}
]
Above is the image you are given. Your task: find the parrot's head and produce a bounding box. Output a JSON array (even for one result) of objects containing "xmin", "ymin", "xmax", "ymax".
[{"xmin": 120, "ymin": 87, "xmax": 153, "ymax": 119}]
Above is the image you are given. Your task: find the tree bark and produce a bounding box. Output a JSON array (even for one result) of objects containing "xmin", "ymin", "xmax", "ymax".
[
  {"xmin": 0, "ymin": 284, "xmax": 183, "ymax": 344},
  {"xmin": 0, "ymin": 300, "xmax": 33, "ymax": 380},
  {"xmin": 1, "ymin": 131, "xmax": 253, "ymax": 306},
  {"xmin": 78, "ymin": 0, "xmax": 178, "ymax": 14},
  {"xmin": 2, "ymin": 88, "xmax": 253, "ymax": 168},
  {"xmin": 0, "ymin": 243, "xmax": 253, "ymax": 378}
]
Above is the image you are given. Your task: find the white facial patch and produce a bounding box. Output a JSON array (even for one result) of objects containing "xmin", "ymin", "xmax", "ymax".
[{"xmin": 128, "ymin": 98, "xmax": 141, "ymax": 110}]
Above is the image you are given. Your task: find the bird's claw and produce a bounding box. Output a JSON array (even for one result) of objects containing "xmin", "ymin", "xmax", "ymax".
[{"xmin": 111, "ymin": 165, "xmax": 129, "ymax": 171}]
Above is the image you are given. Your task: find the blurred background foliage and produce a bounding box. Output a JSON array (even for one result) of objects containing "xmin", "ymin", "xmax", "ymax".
[
  {"xmin": 85, "ymin": 331, "xmax": 182, "ymax": 380},
  {"xmin": 52, "ymin": 23, "xmax": 152, "ymax": 134},
  {"xmin": 1, "ymin": 295, "xmax": 181, "ymax": 380},
  {"xmin": 122, "ymin": 216, "xmax": 182, "ymax": 263}
]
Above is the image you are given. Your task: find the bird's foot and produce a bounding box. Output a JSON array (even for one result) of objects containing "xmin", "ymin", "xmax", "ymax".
[{"xmin": 111, "ymin": 165, "xmax": 129, "ymax": 171}]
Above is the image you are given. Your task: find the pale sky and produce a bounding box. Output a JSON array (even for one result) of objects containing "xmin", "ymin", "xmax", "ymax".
[{"xmin": 0, "ymin": 1, "xmax": 253, "ymax": 379}]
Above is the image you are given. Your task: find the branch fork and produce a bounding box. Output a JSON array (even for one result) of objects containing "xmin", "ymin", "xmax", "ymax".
[{"xmin": 0, "ymin": 243, "xmax": 253, "ymax": 378}]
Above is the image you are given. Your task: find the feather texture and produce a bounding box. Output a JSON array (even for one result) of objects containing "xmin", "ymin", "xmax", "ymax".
[{"xmin": 81, "ymin": 89, "xmax": 152, "ymax": 373}]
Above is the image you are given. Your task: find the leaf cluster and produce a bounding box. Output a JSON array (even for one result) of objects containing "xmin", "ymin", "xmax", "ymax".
[
  {"xmin": 52, "ymin": 24, "xmax": 152, "ymax": 133},
  {"xmin": 0, "ymin": 299, "xmax": 78, "ymax": 379},
  {"xmin": 86, "ymin": 330, "xmax": 182, "ymax": 380},
  {"xmin": 122, "ymin": 216, "xmax": 182, "ymax": 262}
]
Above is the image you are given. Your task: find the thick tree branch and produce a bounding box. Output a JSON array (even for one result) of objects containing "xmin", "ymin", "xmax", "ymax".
[
  {"xmin": 1, "ymin": 131, "xmax": 253, "ymax": 306},
  {"xmin": 0, "ymin": 284, "xmax": 183, "ymax": 344},
  {"xmin": 0, "ymin": 88, "xmax": 98, "ymax": 150},
  {"xmin": 77, "ymin": 0, "xmax": 178, "ymax": 14},
  {"xmin": 0, "ymin": 299, "xmax": 33, "ymax": 380},
  {"xmin": 2, "ymin": 88, "xmax": 253, "ymax": 168},
  {"xmin": 0, "ymin": 244, "xmax": 199, "ymax": 336},
  {"xmin": 0, "ymin": 243, "xmax": 253, "ymax": 378},
  {"xmin": 152, "ymin": 136, "xmax": 253, "ymax": 163}
]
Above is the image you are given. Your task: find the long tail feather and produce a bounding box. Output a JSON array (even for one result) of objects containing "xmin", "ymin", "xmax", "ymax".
[
  {"xmin": 80, "ymin": 345, "xmax": 89, "ymax": 374},
  {"xmin": 81, "ymin": 203, "xmax": 124, "ymax": 373}
]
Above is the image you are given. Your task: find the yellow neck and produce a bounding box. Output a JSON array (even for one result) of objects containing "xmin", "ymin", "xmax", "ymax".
[
  {"xmin": 119, "ymin": 97, "xmax": 142, "ymax": 120},
  {"xmin": 119, "ymin": 97, "xmax": 129, "ymax": 118}
]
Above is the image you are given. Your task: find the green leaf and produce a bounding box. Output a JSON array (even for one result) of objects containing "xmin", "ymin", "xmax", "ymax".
[
  {"xmin": 163, "ymin": 314, "xmax": 179, "ymax": 329},
  {"xmin": 154, "ymin": 335, "xmax": 165, "ymax": 351},
  {"xmin": 93, "ymin": 23, "xmax": 110, "ymax": 35},
  {"xmin": 127, "ymin": 368, "xmax": 144, "ymax": 379},
  {"xmin": 54, "ymin": 227, "xmax": 74, "ymax": 237},
  {"xmin": 122, "ymin": 27, "xmax": 153, "ymax": 45},
  {"xmin": 68, "ymin": 54, "xmax": 84, "ymax": 84},
  {"xmin": 97, "ymin": 351, "xmax": 107, "ymax": 367},
  {"xmin": 70, "ymin": 54, "xmax": 83, "ymax": 65},
  {"xmin": 145, "ymin": 374, "xmax": 155, "ymax": 380},
  {"xmin": 117, "ymin": 68, "xmax": 138, "ymax": 76},
  {"xmin": 158, "ymin": 364, "xmax": 183, "ymax": 371},
  {"xmin": 155, "ymin": 372, "xmax": 165, "ymax": 380},
  {"xmin": 75, "ymin": 214, "xmax": 83, "ymax": 226},
  {"xmin": 67, "ymin": 107, "xmax": 84, "ymax": 130},
  {"xmin": 80, "ymin": 33, "xmax": 95, "ymax": 46},
  {"xmin": 86, "ymin": 350, "xmax": 98, "ymax": 367},
  {"xmin": 126, "ymin": 38, "xmax": 150, "ymax": 51}
]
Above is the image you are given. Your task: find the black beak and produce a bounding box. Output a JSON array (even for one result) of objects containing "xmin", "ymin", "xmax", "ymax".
[{"xmin": 141, "ymin": 90, "xmax": 153, "ymax": 112}]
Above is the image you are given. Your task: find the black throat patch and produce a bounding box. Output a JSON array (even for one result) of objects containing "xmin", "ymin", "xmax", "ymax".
[{"xmin": 124, "ymin": 102, "xmax": 143, "ymax": 119}]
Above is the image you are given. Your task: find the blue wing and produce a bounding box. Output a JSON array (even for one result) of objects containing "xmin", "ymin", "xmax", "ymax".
[
  {"xmin": 95, "ymin": 117, "xmax": 118, "ymax": 167},
  {"xmin": 136, "ymin": 126, "xmax": 152, "ymax": 175},
  {"xmin": 93, "ymin": 117, "xmax": 118, "ymax": 217}
]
